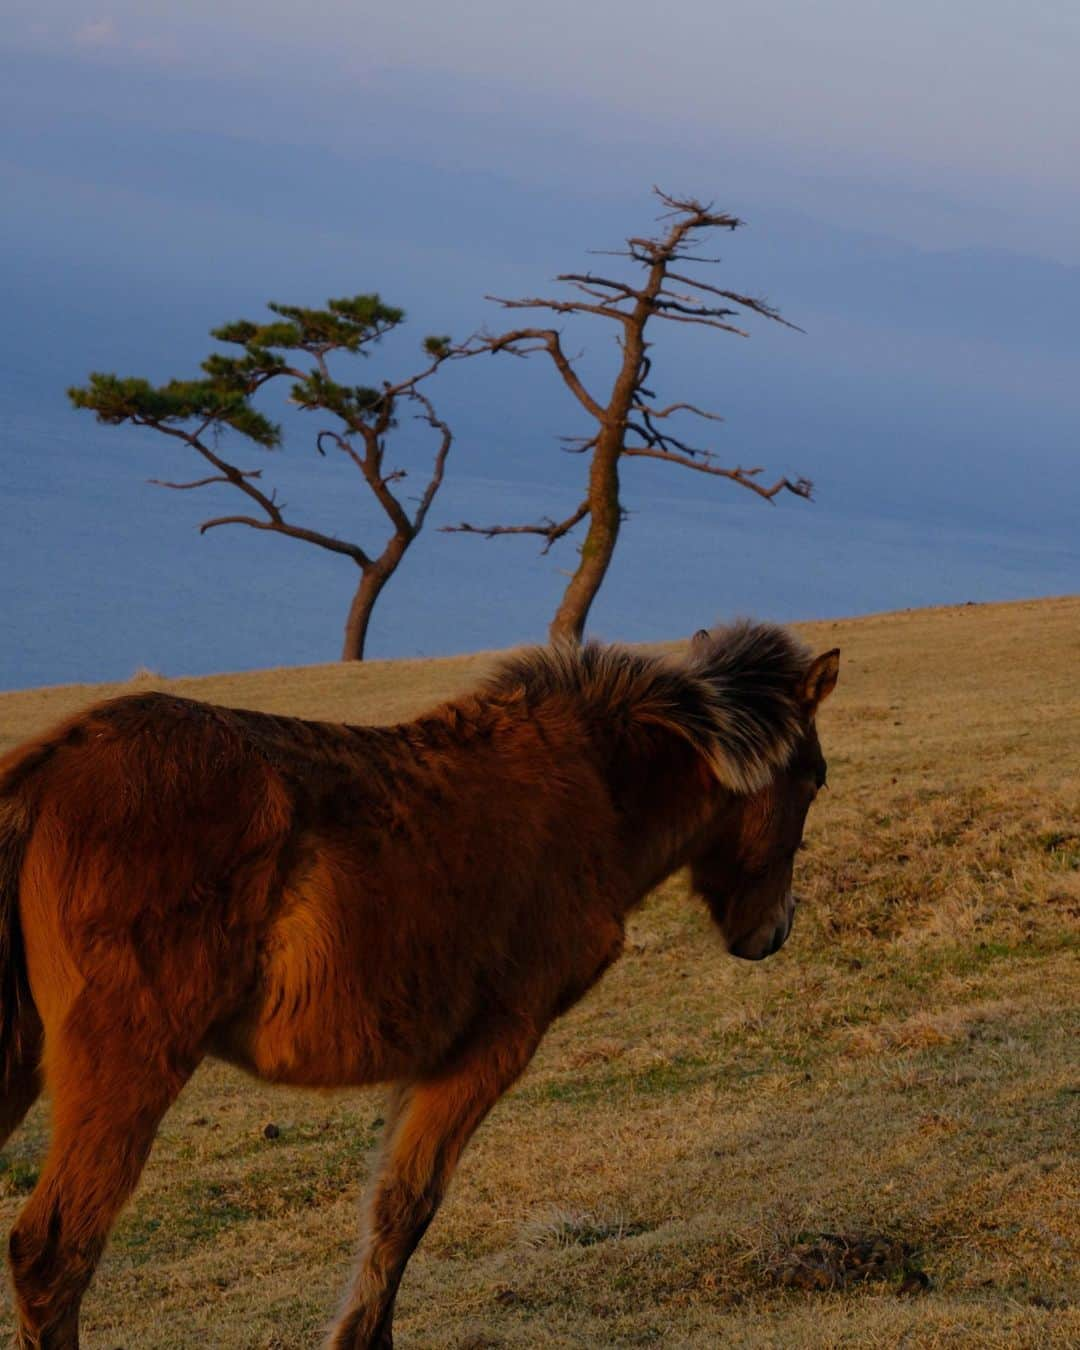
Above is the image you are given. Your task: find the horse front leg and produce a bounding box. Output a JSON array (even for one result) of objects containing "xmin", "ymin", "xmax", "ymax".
[{"xmin": 326, "ymin": 1019, "xmax": 542, "ymax": 1350}]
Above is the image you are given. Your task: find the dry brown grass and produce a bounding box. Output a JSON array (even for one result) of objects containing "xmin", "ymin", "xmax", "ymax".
[{"xmin": 1, "ymin": 596, "xmax": 1077, "ymax": 1348}]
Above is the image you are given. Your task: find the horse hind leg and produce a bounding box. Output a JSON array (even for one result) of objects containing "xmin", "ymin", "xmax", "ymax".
[{"xmin": 8, "ymin": 992, "xmax": 198, "ymax": 1349}]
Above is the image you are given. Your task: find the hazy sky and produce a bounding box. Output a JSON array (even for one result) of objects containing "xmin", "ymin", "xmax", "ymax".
[{"xmin": 6, "ymin": 2, "xmax": 1080, "ymax": 261}]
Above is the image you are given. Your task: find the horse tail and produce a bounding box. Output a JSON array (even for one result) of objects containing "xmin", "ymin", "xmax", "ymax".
[
  {"xmin": 0, "ymin": 741, "xmax": 48, "ymax": 1091},
  {"xmin": 0, "ymin": 800, "xmax": 33, "ymax": 1091}
]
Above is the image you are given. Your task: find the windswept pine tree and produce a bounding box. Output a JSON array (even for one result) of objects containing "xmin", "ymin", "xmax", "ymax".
[
  {"xmin": 446, "ymin": 191, "xmax": 812, "ymax": 644},
  {"xmin": 71, "ymin": 296, "xmax": 459, "ymax": 660}
]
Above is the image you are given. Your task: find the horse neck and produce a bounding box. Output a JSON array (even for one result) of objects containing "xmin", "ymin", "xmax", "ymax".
[{"xmin": 602, "ymin": 729, "xmax": 732, "ymax": 905}]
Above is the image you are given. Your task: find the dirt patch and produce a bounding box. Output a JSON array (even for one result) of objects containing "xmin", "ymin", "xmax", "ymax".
[{"xmin": 766, "ymin": 1232, "xmax": 932, "ymax": 1295}]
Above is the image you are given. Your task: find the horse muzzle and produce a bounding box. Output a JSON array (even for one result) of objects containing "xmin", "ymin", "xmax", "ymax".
[{"xmin": 727, "ymin": 893, "xmax": 796, "ymax": 962}]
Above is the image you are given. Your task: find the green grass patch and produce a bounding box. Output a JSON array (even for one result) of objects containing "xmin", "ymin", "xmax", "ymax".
[{"xmin": 0, "ymin": 1157, "xmax": 39, "ymax": 1197}]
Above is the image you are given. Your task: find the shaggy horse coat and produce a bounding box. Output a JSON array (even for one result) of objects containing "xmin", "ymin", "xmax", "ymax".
[{"xmin": 0, "ymin": 622, "xmax": 837, "ymax": 1348}]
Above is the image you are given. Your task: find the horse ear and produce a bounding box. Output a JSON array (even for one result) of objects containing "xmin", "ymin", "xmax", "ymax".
[{"xmin": 799, "ymin": 649, "xmax": 840, "ymax": 714}]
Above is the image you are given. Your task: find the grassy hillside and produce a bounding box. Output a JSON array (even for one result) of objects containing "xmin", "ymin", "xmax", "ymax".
[{"xmin": 1, "ymin": 597, "xmax": 1077, "ymax": 1348}]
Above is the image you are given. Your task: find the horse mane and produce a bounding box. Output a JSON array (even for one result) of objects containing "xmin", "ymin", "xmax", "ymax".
[{"xmin": 485, "ymin": 621, "xmax": 812, "ymax": 794}]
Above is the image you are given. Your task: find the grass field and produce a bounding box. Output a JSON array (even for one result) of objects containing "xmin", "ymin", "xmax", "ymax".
[{"xmin": 1, "ymin": 596, "xmax": 1077, "ymax": 1348}]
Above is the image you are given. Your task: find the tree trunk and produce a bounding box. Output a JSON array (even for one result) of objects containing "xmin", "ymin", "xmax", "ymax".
[
  {"xmin": 341, "ymin": 563, "xmax": 392, "ymax": 660},
  {"xmin": 549, "ymin": 312, "xmax": 647, "ymax": 645},
  {"xmin": 549, "ymin": 432, "xmax": 622, "ymax": 644}
]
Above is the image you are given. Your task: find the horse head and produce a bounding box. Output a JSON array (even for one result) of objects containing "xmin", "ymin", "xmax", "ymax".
[{"xmin": 689, "ymin": 640, "xmax": 839, "ymax": 961}]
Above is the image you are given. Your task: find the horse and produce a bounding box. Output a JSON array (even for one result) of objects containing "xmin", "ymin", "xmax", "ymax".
[{"xmin": 0, "ymin": 621, "xmax": 838, "ymax": 1348}]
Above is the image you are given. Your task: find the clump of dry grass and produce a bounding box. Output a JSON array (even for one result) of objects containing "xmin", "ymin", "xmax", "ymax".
[
  {"xmin": 0, "ymin": 596, "xmax": 1077, "ymax": 1347},
  {"xmin": 763, "ymin": 1230, "xmax": 931, "ymax": 1294},
  {"xmin": 521, "ymin": 1207, "xmax": 651, "ymax": 1250},
  {"xmin": 842, "ymin": 999, "xmax": 1022, "ymax": 1057}
]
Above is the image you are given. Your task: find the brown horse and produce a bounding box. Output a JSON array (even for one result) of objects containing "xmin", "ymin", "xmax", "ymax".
[{"xmin": 0, "ymin": 622, "xmax": 837, "ymax": 1348}]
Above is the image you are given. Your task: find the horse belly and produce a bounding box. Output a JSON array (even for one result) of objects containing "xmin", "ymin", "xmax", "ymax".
[
  {"xmin": 234, "ymin": 1010, "xmax": 391, "ymax": 1089},
  {"xmin": 220, "ymin": 871, "xmax": 441, "ymax": 1087},
  {"xmin": 236, "ymin": 911, "xmax": 381, "ymax": 1086}
]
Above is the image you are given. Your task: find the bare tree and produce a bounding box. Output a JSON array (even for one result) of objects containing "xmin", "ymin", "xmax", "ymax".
[
  {"xmin": 70, "ymin": 296, "xmax": 461, "ymax": 660},
  {"xmin": 445, "ymin": 190, "xmax": 812, "ymax": 644}
]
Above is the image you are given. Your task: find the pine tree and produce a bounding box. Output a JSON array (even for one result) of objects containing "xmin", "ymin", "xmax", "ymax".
[{"xmin": 71, "ymin": 296, "xmax": 459, "ymax": 659}]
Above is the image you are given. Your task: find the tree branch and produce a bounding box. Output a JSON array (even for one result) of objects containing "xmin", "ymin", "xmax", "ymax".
[
  {"xmin": 134, "ymin": 420, "xmax": 286, "ymax": 521},
  {"xmin": 141, "ymin": 421, "xmax": 378, "ymax": 561},
  {"xmin": 485, "ymin": 294, "xmax": 631, "ymax": 325},
  {"xmin": 559, "ymin": 433, "xmax": 600, "ymax": 454},
  {"xmin": 621, "ymin": 444, "xmax": 813, "ymax": 501},
  {"xmin": 652, "ymin": 296, "xmax": 740, "ymax": 321},
  {"xmin": 467, "ymin": 328, "xmax": 606, "ymax": 421},
  {"xmin": 198, "ymin": 513, "xmax": 371, "ymax": 563},
  {"xmin": 631, "ymin": 401, "xmax": 724, "ymax": 423},
  {"xmin": 637, "ymin": 311, "xmax": 752, "ymax": 335},
  {"xmin": 558, "ymin": 272, "xmax": 641, "ymax": 299},
  {"xmin": 664, "ymin": 272, "xmax": 804, "ymax": 332},
  {"xmin": 317, "ymin": 428, "xmax": 367, "ymax": 474},
  {"xmin": 148, "ymin": 469, "xmax": 263, "ymax": 490},
  {"xmin": 442, "ymin": 500, "xmax": 590, "ymax": 555},
  {"xmin": 407, "ymin": 387, "xmax": 454, "ymax": 534}
]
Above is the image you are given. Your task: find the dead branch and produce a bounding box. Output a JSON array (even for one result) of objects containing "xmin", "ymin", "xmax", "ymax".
[
  {"xmin": 622, "ymin": 443, "xmax": 813, "ymax": 502},
  {"xmin": 558, "ymin": 273, "xmax": 641, "ymax": 299},
  {"xmin": 652, "ymin": 188, "xmax": 741, "ymax": 225},
  {"xmin": 485, "ymin": 294, "xmax": 631, "ymax": 324},
  {"xmin": 442, "ymin": 500, "xmax": 590, "ymax": 555},
  {"xmin": 558, "ymin": 434, "xmax": 600, "ymax": 454},
  {"xmin": 148, "ymin": 469, "xmax": 263, "ymax": 489},
  {"xmin": 641, "ymin": 311, "xmax": 751, "ymax": 336},
  {"xmin": 652, "ymin": 297, "xmax": 740, "ymax": 321},
  {"xmin": 466, "ymin": 328, "xmax": 605, "ymax": 420},
  {"xmin": 664, "ymin": 272, "xmax": 804, "ymax": 332},
  {"xmin": 631, "ymin": 401, "xmax": 724, "ymax": 423}
]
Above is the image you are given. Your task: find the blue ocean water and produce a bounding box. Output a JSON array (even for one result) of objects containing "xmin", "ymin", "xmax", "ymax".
[{"xmin": 2, "ymin": 382, "xmax": 1075, "ymax": 691}]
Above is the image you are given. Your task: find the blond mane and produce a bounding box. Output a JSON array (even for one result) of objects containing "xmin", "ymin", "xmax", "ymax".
[{"xmin": 486, "ymin": 620, "xmax": 812, "ymax": 794}]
